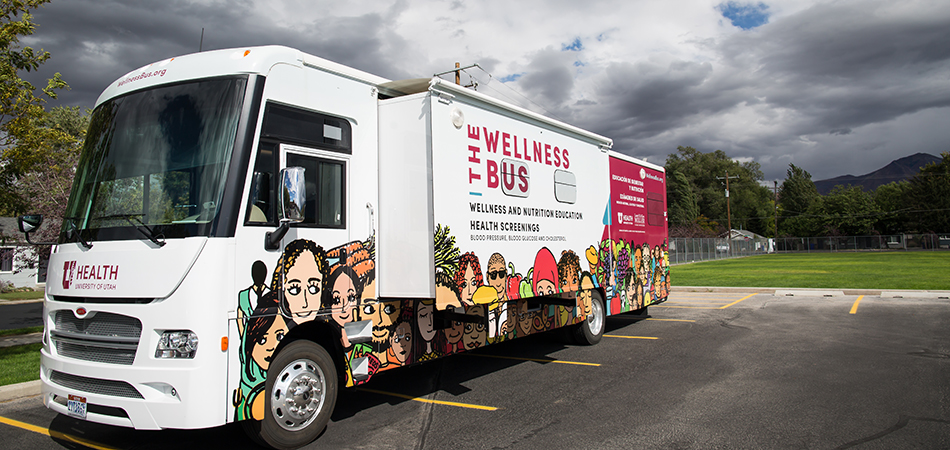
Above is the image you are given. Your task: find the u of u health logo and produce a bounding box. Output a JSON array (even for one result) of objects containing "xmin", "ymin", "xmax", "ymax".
[{"xmin": 62, "ymin": 261, "xmax": 120, "ymax": 290}]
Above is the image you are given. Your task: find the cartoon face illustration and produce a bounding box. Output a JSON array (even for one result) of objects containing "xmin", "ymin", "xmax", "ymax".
[
  {"xmin": 435, "ymin": 272, "xmax": 462, "ymax": 311},
  {"xmin": 558, "ymin": 250, "xmax": 581, "ymax": 293},
  {"xmin": 325, "ymin": 265, "xmax": 361, "ymax": 327},
  {"xmin": 390, "ymin": 322, "xmax": 412, "ymax": 364},
  {"xmin": 446, "ymin": 306, "xmax": 465, "ymax": 346},
  {"xmin": 578, "ymin": 273, "xmax": 595, "ymax": 317},
  {"xmin": 273, "ymin": 240, "xmax": 327, "ymax": 320},
  {"xmin": 417, "ymin": 300, "xmax": 437, "ymax": 343},
  {"xmin": 516, "ymin": 301, "xmax": 534, "ymax": 337},
  {"xmin": 463, "ymin": 305, "xmax": 487, "ymax": 350},
  {"xmin": 248, "ymin": 313, "xmax": 287, "ymax": 372},
  {"xmin": 363, "ymin": 301, "xmax": 399, "ymax": 347},
  {"xmin": 486, "ymin": 253, "xmax": 507, "ymax": 299},
  {"xmin": 533, "ymin": 247, "xmax": 559, "ymax": 296},
  {"xmin": 455, "ymin": 252, "xmax": 483, "ymax": 306}
]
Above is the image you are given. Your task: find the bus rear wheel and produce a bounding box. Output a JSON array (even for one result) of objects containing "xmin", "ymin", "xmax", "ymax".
[
  {"xmin": 571, "ymin": 290, "xmax": 605, "ymax": 345},
  {"xmin": 250, "ymin": 340, "xmax": 338, "ymax": 450}
]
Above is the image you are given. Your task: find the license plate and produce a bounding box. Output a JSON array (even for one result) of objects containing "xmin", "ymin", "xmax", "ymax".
[{"xmin": 67, "ymin": 394, "xmax": 87, "ymax": 419}]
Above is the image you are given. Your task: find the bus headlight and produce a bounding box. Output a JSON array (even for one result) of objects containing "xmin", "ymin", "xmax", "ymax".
[{"xmin": 156, "ymin": 330, "xmax": 199, "ymax": 358}]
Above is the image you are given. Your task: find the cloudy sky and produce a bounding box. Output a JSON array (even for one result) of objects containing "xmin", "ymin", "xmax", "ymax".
[{"xmin": 22, "ymin": 0, "xmax": 950, "ymax": 182}]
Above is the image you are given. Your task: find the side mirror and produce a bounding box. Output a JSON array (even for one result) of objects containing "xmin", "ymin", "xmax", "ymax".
[
  {"xmin": 265, "ymin": 167, "xmax": 306, "ymax": 250},
  {"xmin": 279, "ymin": 166, "xmax": 306, "ymax": 223},
  {"xmin": 17, "ymin": 215, "xmax": 43, "ymax": 234}
]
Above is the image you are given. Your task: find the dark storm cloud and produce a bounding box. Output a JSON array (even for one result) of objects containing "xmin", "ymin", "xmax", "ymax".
[
  {"xmin": 570, "ymin": 0, "xmax": 950, "ymax": 177},
  {"xmin": 25, "ymin": 0, "xmax": 412, "ymax": 110}
]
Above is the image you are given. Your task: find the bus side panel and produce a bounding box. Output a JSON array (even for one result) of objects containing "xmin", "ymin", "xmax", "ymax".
[
  {"xmin": 604, "ymin": 155, "xmax": 670, "ymax": 315},
  {"xmin": 425, "ymin": 92, "xmax": 609, "ymax": 356},
  {"xmin": 377, "ymin": 93, "xmax": 436, "ymax": 299}
]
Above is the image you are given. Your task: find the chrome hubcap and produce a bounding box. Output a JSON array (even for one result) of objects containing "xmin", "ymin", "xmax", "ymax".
[
  {"xmin": 587, "ymin": 297, "xmax": 604, "ymax": 336},
  {"xmin": 271, "ymin": 358, "xmax": 326, "ymax": 431}
]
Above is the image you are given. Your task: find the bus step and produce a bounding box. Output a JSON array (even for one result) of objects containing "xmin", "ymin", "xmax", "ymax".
[{"xmin": 344, "ymin": 320, "xmax": 374, "ymax": 344}]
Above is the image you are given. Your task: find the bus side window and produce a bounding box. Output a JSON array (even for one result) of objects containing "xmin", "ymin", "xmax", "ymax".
[
  {"xmin": 246, "ymin": 144, "xmax": 275, "ymax": 225},
  {"xmin": 286, "ymin": 153, "xmax": 345, "ymax": 228}
]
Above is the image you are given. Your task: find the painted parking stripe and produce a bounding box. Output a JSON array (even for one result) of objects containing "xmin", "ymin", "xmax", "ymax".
[
  {"xmin": 356, "ymin": 388, "xmax": 498, "ymax": 411},
  {"xmin": 719, "ymin": 293, "xmax": 757, "ymax": 309},
  {"xmin": 850, "ymin": 295, "xmax": 865, "ymax": 314},
  {"xmin": 464, "ymin": 353, "xmax": 601, "ymax": 366},
  {"xmin": 663, "ymin": 302, "xmax": 731, "ymax": 305},
  {"xmin": 604, "ymin": 335, "xmax": 659, "ymax": 340},
  {"xmin": 0, "ymin": 415, "xmax": 119, "ymax": 450},
  {"xmin": 646, "ymin": 318, "xmax": 695, "ymax": 322}
]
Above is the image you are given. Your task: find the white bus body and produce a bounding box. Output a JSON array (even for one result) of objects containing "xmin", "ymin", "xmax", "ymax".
[{"xmin": 30, "ymin": 46, "xmax": 669, "ymax": 448}]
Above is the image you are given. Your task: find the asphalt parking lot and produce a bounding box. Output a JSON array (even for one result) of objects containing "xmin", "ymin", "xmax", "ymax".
[{"xmin": 0, "ymin": 291, "xmax": 947, "ymax": 449}]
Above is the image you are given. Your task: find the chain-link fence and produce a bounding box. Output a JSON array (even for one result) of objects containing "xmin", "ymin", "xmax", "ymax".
[{"xmin": 669, "ymin": 233, "xmax": 950, "ymax": 265}]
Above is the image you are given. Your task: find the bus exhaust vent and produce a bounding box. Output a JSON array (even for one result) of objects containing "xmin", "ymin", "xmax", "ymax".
[
  {"xmin": 50, "ymin": 371, "xmax": 144, "ymax": 399},
  {"xmin": 52, "ymin": 311, "xmax": 142, "ymax": 365}
]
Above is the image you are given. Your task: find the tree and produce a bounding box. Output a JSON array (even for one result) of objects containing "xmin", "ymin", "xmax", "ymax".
[
  {"xmin": 872, "ymin": 181, "xmax": 910, "ymax": 235},
  {"xmin": 0, "ymin": 0, "xmax": 68, "ymax": 216},
  {"xmin": 778, "ymin": 163, "xmax": 821, "ymax": 237},
  {"xmin": 818, "ymin": 185, "xmax": 879, "ymax": 236},
  {"xmin": 4, "ymin": 106, "xmax": 88, "ymax": 279},
  {"xmin": 665, "ymin": 146, "xmax": 774, "ymax": 236},
  {"xmin": 904, "ymin": 151, "xmax": 950, "ymax": 233},
  {"xmin": 666, "ymin": 169, "xmax": 699, "ymax": 226}
]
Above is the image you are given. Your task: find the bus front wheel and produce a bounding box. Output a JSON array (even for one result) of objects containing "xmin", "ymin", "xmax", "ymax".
[
  {"xmin": 571, "ymin": 291, "xmax": 605, "ymax": 345},
  {"xmin": 251, "ymin": 340, "xmax": 338, "ymax": 449}
]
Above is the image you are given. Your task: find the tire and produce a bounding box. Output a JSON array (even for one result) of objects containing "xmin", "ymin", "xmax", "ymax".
[
  {"xmin": 246, "ymin": 340, "xmax": 338, "ymax": 450},
  {"xmin": 571, "ymin": 290, "xmax": 605, "ymax": 345}
]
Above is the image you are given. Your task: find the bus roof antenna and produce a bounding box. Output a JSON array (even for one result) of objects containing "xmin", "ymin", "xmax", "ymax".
[{"xmin": 199, "ymin": 28, "xmax": 204, "ymax": 52}]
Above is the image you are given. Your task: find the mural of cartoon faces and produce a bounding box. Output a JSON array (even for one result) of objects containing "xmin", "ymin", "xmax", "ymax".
[{"xmin": 233, "ymin": 224, "xmax": 669, "ymax": 422}]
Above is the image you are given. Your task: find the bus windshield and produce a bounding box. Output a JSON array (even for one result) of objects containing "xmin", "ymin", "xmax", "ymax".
[{"xmin": 62, "ymin": 76, "xmax": 248, "ymax": 242}]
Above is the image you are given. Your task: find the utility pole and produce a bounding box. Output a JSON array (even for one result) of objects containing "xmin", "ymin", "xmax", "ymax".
[
  {"xmin": 717, "ymin": 171, "xmax": 739, "ymax": 255},
  {"xmin": 455, "ymin": 62, "xmax": 461, "ymax": 85},
  {"xmin": 773, "ymin": 180, "xmax": 779, "ymax": 239}
]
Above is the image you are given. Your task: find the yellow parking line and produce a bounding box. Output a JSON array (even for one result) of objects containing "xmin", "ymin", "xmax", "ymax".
[
  {"xmin": 356, "ymin": 388, "xmax": 498, "ymax": 411},
  {"xmin": 664, "ymin": 302, "xmax": 731, "ymax": 305},
  {"xmin": 849, "ymin": 295, "xmax": 864, "ymax": 314},
  {"xmin": 653, "ymin": 305, "xmax": 723, "ymax": 309},
  {"xmin": 604, "ymin": 335, "xmax": 659, "ymax": 340},
  {"xmin": 0, "ymin": 415, "xmax": 119, "ymax": 450},
  {"xmin": 646, "ymin": 318, "xmax": 695, "ymax": 322},
  {"xmin": 719, "ymin": 293, "xmax": 757, "ymax": 309},
  {"xmin": 464, "ymin": 353, "xmax": 601, "ymax": 366}
]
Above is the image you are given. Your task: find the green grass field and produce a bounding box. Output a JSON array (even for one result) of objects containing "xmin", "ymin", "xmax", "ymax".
[
  {"xmin": 0, "ymin": 343, "xmax": 42, "ymax": 386},
  {"xmin": 0, "ymin": 290, "xmax": 44, "ymax": 301},
  {"xmin": 671, "ymin": 252, "xmax": 950, "ymax": 290}
]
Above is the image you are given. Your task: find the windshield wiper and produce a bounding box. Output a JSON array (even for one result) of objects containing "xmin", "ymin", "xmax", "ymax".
[
  {"xmin": 93, "ymin": 213, "xmax": 166, "ymax": 247},
  {"xmin": 63, "ymin": 216, "xmax": 93, "ymax": 249}
]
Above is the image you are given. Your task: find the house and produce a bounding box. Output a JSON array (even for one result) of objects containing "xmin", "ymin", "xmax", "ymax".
[{"xmin": 0, "ymin": 217, "xmax": 44, "ymax": 290}]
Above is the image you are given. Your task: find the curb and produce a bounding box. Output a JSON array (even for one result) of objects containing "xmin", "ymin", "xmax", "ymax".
[
  {"xmin": 0, "ymin": 298, "xmax": 44, "ymax": 306},
  {"xmin": 0, "ymin": 380, "xmax": 40, "ymax": 403}
]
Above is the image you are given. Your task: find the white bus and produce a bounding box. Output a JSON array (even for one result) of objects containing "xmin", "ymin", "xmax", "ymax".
[{"xmin": 18, "ymin": 46, "xmax": 670, "ymax": 449}]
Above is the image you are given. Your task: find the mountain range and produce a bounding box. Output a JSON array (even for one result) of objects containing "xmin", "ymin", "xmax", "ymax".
[{"xmin": 813, "ymin": 152, "xmax": 941, "ymax": 195}]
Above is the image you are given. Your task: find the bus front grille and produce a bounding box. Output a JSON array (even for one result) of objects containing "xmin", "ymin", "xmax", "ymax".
[
  {"xmin": 52, "ymin": 311, "xmax": 142, "ymax": 365},
  {"xmin": 49, "ymin": 371, "xmax": 144, "ymax": 399}
]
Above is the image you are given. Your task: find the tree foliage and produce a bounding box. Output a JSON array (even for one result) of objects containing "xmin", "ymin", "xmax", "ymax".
[
  {"xmin": 0, "ymin": 0, "xmax": 67, "ymax": 216},
  {"xmin": 904, "ymin": 151, "xmax": 950, "ymax": 233},
  {"xmin": 665, "ymin": 146, "xmax": 774, "ymax": 236}
]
